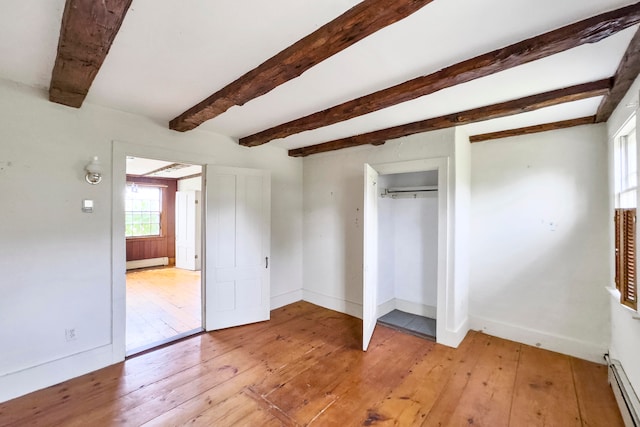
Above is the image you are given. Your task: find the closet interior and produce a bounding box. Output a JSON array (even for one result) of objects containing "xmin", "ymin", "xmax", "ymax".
[{"xmin": 376, "ymin": 170, "xmax": 439, "ymax": 340}]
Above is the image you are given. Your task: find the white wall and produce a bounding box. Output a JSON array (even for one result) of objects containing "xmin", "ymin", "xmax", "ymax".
[
  {"xmin": 0, "ymin": 79, "xmax": 303, "ymax": 402},
  {"xmin": 378, "ymin": 173, "xmax": 439, "ymax": 316},
  {"xmin": 607, "ymin": 74, "xmax": 640, "ymax": 392},
  {"xmin": 177, "ymin": 176, "xmax": 202, "ymax": 191},
  {"xmin": 393, "ymin": 196, "xmax": 439, "ymax": 308},
  {"xmin": 469, "ymin": 123, "xmax": 610, "ymax": 363},
  {"xmin": 302, "ymin": 128, "xmax": 470, "ymax": 347}
]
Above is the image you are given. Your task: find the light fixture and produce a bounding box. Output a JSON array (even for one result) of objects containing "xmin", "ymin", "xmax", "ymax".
[{"xmin": 85, "ymin": 156, "xmax": 103, "ymax": 185}]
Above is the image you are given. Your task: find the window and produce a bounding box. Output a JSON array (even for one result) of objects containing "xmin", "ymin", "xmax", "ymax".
[
  {"xmin": 614, "ymin": 120, "xmax": 637, "ymax": 310},
  {"xmin": 125, "ymin": 184, "xmax": 162, "ymax": 237},
  {"xmin": 614, "ymin": 125, "xmax": 637, "ymax": 209}
]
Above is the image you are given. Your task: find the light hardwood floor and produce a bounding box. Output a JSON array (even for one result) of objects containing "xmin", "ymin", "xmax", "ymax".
[
  {"xmin": 126, "ymin": 267, "xmax": 202, "ymax": 352},
  {"xmin": 0, "ymin": 302, "xmax": 622, "ymax": 426}
]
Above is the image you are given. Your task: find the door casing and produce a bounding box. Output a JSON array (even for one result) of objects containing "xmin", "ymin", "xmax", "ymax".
[{"xmin": 362, "ymin": 157, "xmax": 451, "ymax": 349}]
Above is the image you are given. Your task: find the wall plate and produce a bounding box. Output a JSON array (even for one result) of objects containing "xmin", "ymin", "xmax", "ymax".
[{"xmin": 82, "ymin": 199, "xmax": 94, "ymax": 213}]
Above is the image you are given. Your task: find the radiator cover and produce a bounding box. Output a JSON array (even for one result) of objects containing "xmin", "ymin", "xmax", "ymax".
[{"xmin": 607, "ymin": 355, "xmax": 640, "ymax": 427}]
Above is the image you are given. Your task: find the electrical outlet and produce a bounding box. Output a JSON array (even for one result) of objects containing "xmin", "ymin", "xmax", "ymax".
[{"xmin": 65, "ymin": 328, "xmax": 77, "ymax": 341}]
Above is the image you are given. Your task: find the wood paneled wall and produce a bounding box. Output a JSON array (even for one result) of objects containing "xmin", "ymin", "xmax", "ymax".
[{"xmin": 125, "ymin": 176, "xmax": 177, "ymax": 263}]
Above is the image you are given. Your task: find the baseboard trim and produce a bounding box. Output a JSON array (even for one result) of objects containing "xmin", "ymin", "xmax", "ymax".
[
  {"xmin": 303, "ymin": 289, "xmax": 362, "ymax": 319},
  {"xmin": 0, "ymin": 344, "xmax": 117, "ymax": 403},
  {"xmin": 469, "ymin": 315, "xmax": 606, "ymax": 363},
  {"xmin": 271, "ymin": 289, "xmax": 303, "ymax": 310},
  {"xmin": 395, "ymin": 299, "xmax": 437, "ymax": 319},
  {"xmin": 377, "ymin": 299, "xmax": 396, "ymax": 318},
  {"xmin": 437, "ymin": 317, "xmax": 469, "ymax": 348},
  {"xmin": 377, "ymin": 299, "xmax": 437, "ymax": 319}
]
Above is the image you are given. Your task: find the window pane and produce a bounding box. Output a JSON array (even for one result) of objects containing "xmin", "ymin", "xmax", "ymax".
[
  {"xmin": 150, "ymin": 224, "xmax": 160, "ymax": 235},
  {"xmin": 627, "ymin": 131, "xmax": 637, "ymax": 188},
  {"xmin": 615, "ymin": 138, "xmax": 623, "ymax": 197},
  {"xmin": 124, "ymin": 184, "xmax": 162, "ymax": 237}
]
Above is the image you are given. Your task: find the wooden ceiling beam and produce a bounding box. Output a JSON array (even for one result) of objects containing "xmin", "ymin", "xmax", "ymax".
[
  {"xmin": 169, "ymin": 0, "xmax": 434, "ymax": 132},
  {"xmin": 469, "ymin": 116, "xmax": 596, "ymax": 143},
  {"xmin": 596, "ymin": 26, "xmax": 640, "ymax": 122},
  {"xmin": 244, "ymin": 2, "xmax": 640, "ymax": 147},
  {"xmin": 288, "ymin": 79, "xmax": 611, "ymax": 157},
  {"xmin": 49, "ymin": 0, "xmax": 133, "ymax": 108}
]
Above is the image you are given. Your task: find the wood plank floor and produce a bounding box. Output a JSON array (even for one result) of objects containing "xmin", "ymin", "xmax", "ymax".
[
  {"xmin": 126, "ymin": 267, "xmax": 202, "ymax": 352},
  {"xmin": 0, "ymin": 302, "xmax": 622, "ymax": 426}
]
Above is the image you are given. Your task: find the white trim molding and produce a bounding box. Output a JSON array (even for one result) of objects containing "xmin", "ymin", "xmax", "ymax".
[
  {"xmin": 303, "ymin": 289, "xmax": 362, "ymax": 319},
  {"xmin": 469, "ymin": 315, "xmax": 606, "ymax": 364},
  {"xmin": 271, "ymin": 289, "xmax": 303, "ymax": 310}
]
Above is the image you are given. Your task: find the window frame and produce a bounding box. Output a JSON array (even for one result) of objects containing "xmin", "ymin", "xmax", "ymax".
[
  {"xmin": 125, "ymin": 182, "xmax": 166, "ymax": 239},
  {"xmin": 613, "ymin": 116, "xmax": 638, "ymax": 311},
  {"xmin": 614, "ymin": 125, "xmax": 638, "ymax": 209}
]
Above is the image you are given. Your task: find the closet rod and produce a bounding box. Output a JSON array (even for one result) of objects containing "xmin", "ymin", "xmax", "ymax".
[
  {"xmin": 381, "ymin": 186, "xmax": 438, "ymax": 199},
  {"xmin": 386, "ymin": 185, "xmax": 437, "ymax": 193}
]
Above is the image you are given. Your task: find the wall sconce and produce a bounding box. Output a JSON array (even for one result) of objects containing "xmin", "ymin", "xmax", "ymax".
[{"xmin": 85, "ymin": 156, "xmax": 103, "ymax": 185}]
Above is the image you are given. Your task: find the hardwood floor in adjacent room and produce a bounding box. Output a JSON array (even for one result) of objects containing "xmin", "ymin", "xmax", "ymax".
[
  {"xmin": 126, "ymin": 267, "xmax": 202, "ymax": 353},
  {"xmin": 0, "ymin": 302, "xmax": 622, "ymax": 426}
]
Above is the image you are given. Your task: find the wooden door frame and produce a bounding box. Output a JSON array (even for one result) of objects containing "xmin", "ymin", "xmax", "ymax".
[{"xmin": 111, "ymin": 141, "xmax": 207, "ymax": 360}]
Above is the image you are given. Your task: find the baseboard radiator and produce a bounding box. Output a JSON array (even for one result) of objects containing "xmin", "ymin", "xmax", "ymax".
[
  {"xmin": 606, "ymin": 354, "xmax": 640, "ymax": 426},
  {"xmin": 126, "ymin": 257, "xmax": 169, "ymax": 271}
]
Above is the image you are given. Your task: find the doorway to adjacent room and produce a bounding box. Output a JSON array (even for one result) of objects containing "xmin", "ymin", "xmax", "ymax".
[{"xmin": 124, "ymin": 156, "xmax": 203, "ymax": 355}]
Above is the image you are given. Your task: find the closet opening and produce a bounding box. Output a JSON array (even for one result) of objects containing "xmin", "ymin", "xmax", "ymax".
[{"xmin": 376, "ymin": 170, "xmax": 439, "ymax": 341}]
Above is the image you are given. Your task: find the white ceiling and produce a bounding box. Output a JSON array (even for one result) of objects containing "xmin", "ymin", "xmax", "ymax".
[
  {"xmin": 0, "ymin": 0, "xmax": 636, "ymax": 152},
  {"xmin": 126, "ymin": 157, "xmax": 202, "ymax": 179}
]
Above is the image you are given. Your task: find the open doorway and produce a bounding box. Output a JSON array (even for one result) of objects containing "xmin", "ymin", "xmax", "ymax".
[{"xmin": 124, "ymin": 157, "xmax": 203, "ymax": 355}]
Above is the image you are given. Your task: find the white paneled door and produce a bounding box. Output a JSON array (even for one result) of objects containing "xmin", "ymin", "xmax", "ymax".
[
  {"xmin": 363, "ymin": 163, "xmax": 379, "ymax": 351},
  {"xmin": 175, "ymin": 190, "xmax": 200, "ymax": 271},
  {"xmin": 205, "ymin": 166, "xmax": 271, "ymax": 331}
]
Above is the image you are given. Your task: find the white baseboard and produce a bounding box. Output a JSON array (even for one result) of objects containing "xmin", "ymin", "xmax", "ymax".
[
  {"xmin": 377, "ymin": 298, "xmax": 437, "ymax": 320},
  {"xmin": 271, "ymin": 289, "xmax": 303, "ymax": 310},
  {"xmin": 469, "ymin": 315, "xmax": 606, "ymax": 364},
  {"xmin": 395, "ymin": 299, "xmax": 437, "ymax": 319},
  {"xmin": 437, "ymin": 317, "xmax": 469, "ymax": 348},
  {"xmin": 377, "ymin": 299, "xmax": 396, "ymax": 318},
  {"xmin": 126, "ymin": 257, "xmax": 168, "ymax": 270},
  {"xmin": 0, "ymin": 344, "xmax": 118, "ymax": 403},
  {"xmin": 303, "ymin": 289, "xmax": 362, "ymax": 319}
]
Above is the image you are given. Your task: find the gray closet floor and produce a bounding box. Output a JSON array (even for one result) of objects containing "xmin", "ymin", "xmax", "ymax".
[{"xmin": 377, "ymin": 309, "xmax": 436, "ymax": 341}]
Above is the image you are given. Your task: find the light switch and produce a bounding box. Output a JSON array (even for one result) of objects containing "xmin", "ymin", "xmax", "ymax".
[{"xmin": 82, "ymin": 199, "xmax": 94, "ymax": 213}]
